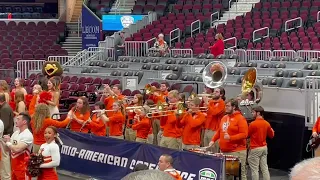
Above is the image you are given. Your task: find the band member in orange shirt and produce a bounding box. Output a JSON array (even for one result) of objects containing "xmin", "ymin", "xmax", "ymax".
[
  {"xmin": 177, "ymin": 97, "xmax": 206, "ymax": 150},
  {"xmin": 125, "ymin": 94, "xmax": 143, "ymax": 141},
  {"xmin": 67, "ymin": 96, "xmax": 91, "ymax": 133},
  {"xmin": 159, "ymin": 90, "xmax": 181, "ymax": 150},
  {"xmin": 87, "ymin": 101, "xmax": 107, "ymax": 136},
  {"xmin": 132, "ymin": 106, "xmax": 152, "ymax": 143},
  {"xmin": 28, "ymin": 84, "xmax": 42, "ymax": 116},
  {"xmin": 104, "ymin": 101, "xmax": 125, "ymax": 139},
  {"xmin": 209, "ymin": 98, "xmax": 248, "ymax": 180},
  {"xmin": 158, "ymin": 154, "xmax": 183, "ymax": 180},
  {"xmin": 312, "ymin": 115, "xmax": 320, "ymax": 157},
  {"xmin": 203, "ymin": 87, "xmax": 226, "ymax": 152},
  {"xmin": 248, "ymin": 106, "xmax": 274, "ymax": 180},
  {"xmin": 149, "ymin": 82, "xmax": 169, "ymax": 145},
  {"xmin": 3, "ymin": 112, "xmax": 33, "ymax": 180}
]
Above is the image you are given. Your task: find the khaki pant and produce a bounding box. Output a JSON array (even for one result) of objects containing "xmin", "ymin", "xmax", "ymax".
[
  {"xmin": 152, "ymin": 119, "xmax": 161, "ymax": 145},
  {"xmin": 0, "ymin": 141, "xmax": 11, "ymax": 180},
  {"xmin": 248, "ymin": 146, "xmax": 270, "ymax": 180},
  {"xmin": 147, "ymin": 134, "xmax": 154, "ymax": 144},
  {"xmin": 182, "ymin": 143, "xmax": 199, "ymax": 150},
  {"xmin": 110, "ymin": 135, "xmax": 124, "ymax": 140},
  {"xmin": 136, "ymin": 137, "xmax": 147, "ymax": 143},
  {"xmin": 157, "ymin": 130, "xmax": 163, "ymax": 146},
  {"xmin": 125, "ymin": 128, "xmax": 136, "ymax": 141},
  {"xmin": 32, "ymin": 144, "xmax": 41, "ymax": 154},
  {"xmin": 224, "ymin": 150, "xmax": 247, "ymax": 180},
  {"xmin": 204, "ymin": 129, "xmax": 219, "ymax": 153},
  {"xmin": 160, "ymin": 136, "xmax": 181, "ymax": 150},
  {"xmin": 315, "ymin": 146, "xmax": 320, "ymax": 157}
]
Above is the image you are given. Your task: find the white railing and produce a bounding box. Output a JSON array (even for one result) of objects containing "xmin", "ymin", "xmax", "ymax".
[
  {"xmin": 224, "ymin": 37, "xmax": 237, "ymax": 49},
  {"xmin": 285, "ymin": 17, "xmax": 302, "ymax": 32},
  {"xmin": 317, "ymin": 11, "xmax": 320, "ymax": 22},
  {"xmin": 48, "ymin": 56, "xmax": 73, "ymax": 64},
  {"xmin": 169, "ymin": 28, "xmax": 181, "ymax": 47},
  {"xmin": 253, "ymin": 27, "xmax": 269, "ymax": 42},
  {"xmin": 191, "ymin": 20, "xmax": 201, "ymax": 37},
  {"xmin": 246, "ymin": 49, "xmax": 272, "ymax": 61},
  {"xmin": 272, "ymin": 50, "xmax": 296, "ymax": 59},
  {"xmin": 79, "ymin": 47, "xmax": 107, "ymax": 66},
  {"xmin": 297, "ymin": 50, "xmax": 320, "ymax": 61},
  {"xmin": 305, "ymin": 76, "xmax": 320, "ymax": 127},
  {"xmin": 228, "ymin": 0, "xmax": 233, "ymax": 18},
  {"xmin": 170, "ymin": 49, "xmax": 193, "ymax": 57},
  {"xmin": 63, "ymin": 50, "xmax": 88, "ymax": 66},
  {"xmin": 210, "ymin": 12, "xmax": 220, "ymax": 28}
]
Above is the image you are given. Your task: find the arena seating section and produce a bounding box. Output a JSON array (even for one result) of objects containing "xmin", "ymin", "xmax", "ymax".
[
  {"xmin": 88, "ymin": 0, "xmax": 116, "ymax": 17},
  {"xmin": 126, "ymin": 0, "xmax": 229, "ymax": 44},
  {"xmin": 0, "ymin": 21, "xmax": 67, "ymax": 71},
  {"xmin": 0, "ymin": 2, "xmax": 58, "ymax": 19}
]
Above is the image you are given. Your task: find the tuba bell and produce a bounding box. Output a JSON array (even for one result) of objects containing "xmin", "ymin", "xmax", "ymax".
[
  {"xmin": 240, "ymin": 67, "xmax": 263, "ymax": 103},
  {"xmin": 202, "ymin": 61, "xmax": 228, "ymax": 89}
]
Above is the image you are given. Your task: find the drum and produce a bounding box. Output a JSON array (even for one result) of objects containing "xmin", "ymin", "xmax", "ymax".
[{"xmin": 225, "ymin": 155, "xmax": 240, "ymax": 177}]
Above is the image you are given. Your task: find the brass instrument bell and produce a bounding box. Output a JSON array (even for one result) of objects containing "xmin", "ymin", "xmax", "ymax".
[{"xmin": 202, "ymin": 61, "xmax": 228, "ymax": 89}]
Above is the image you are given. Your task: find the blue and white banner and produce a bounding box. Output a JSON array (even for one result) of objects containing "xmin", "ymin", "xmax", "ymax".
[
  {"xmin": 82, "ymin": 5, "xmax": 101, "ymax": 50},
  {"xmin": 102, "ymin": 15, "xmax": 144, "ymax": 31},
  {"xmin": 58, "ymin": 129, "xmax": 224, "ymax": 180}
]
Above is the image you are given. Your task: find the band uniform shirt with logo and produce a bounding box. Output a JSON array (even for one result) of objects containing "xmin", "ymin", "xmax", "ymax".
[{"xmin": 10, "ymin": 128, "xmax": 33, "ymax": 171}]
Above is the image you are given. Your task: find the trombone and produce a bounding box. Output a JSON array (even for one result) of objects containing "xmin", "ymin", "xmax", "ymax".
[{"xmin": 145, "ymin": 84, "xmax": 162, "ymax": 95}]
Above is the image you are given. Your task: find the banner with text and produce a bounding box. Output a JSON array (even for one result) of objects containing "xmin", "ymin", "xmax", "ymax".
[
  {"xmin": 58, "ymin": 129, "xmax": 224, "ymax": 180},
  {"xmin": 82, "ymin": 5, "xmax": 101, "ymax": 50}
]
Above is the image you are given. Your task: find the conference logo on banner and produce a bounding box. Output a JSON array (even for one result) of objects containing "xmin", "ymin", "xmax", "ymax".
[
  {"xmin": 58, "ymin": 129, "xmax": 224, "ymax": 180},
  {"xmin": 82, "ymin": 5, "xmax": 101, "ymax": 50}
]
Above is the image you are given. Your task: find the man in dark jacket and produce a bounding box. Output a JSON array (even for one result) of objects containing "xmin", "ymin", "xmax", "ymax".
[{"xmin": 0, "ymin": 93, "xmax": 14, "ymax": 180}]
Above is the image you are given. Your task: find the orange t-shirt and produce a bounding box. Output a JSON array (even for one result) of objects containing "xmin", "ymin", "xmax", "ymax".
[
  {"xmin": 177, "ymin": 112, "xmax": 206, "ymax": 145},
  {"xmin": 164, "ymin": 169, "xmax": 183, "ymax": 180},
  {"xmin": 88, "ymin": 114, "xmax": 107, "ymax": 136},
  {"xmin": 248, "ymin": 117, "xmax": 275, "ymax": 149},
  {"xmin": 148, "ymin": 91, "xmax": 168, "ymax": 104},
  {"xmin": 160, "ymin": 111, "xmax": 182, "ymax": 138},
  {"xmin": 205, "ymin": 98, "xmax": 225, "ymax": 131},
  {"xmin": 31, "ymin": 118, "xmax": 70, "ymax": 145},
  {"xmin": 132, "ymin": 116, "xmax": 152, "ymax": 139},
  {"xmin": 69, "ymin": 110, "xmax": 91, "ymax": 133},
  {"xmin": 126, "ymin": 106, "xmax": 136, "ymax": 128},
  {"xmin": 28, "ymin": 95, "xmax": 37, "ymax": 116},
  {"xmin": 108, "ymin": 111, "xmax": 125, "ymax": 136},
  {"xmin": 312, "ymin": 117, "xmax": 320, "ymax": 133},
  {"xmin": 212, "ymin": 111, "xmax": 248, "ymax": 153}
]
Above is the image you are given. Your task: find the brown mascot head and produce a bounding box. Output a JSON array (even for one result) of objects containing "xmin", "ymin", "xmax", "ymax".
[{"xmin": 42, "ymin": 61, "xmax": 63, "ymax": 78}]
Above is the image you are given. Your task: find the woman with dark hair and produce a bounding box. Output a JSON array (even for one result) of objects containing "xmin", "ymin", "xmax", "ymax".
[
  {"xmin": 37, "ymin": 126, "xmax": 62, "ymax": 180},
  {"xmin": 209, "ymin": 33, "xmax": 225, "ymax": 58},
  {"xmin": 67, "ymin": 96, "xmax": 91, "ymax": 133}
]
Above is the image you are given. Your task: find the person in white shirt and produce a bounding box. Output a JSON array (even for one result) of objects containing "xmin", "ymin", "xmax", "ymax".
[
  {"xmin": 37, "ymin": 126, "xmax": 61, "ymax": 180},
  {"xmin": 0, "ymin": 119, "xmax": 4, "ymax": 137},
  {"xmin": 3, "ymin": 112, "xmax": 33, "ymax": 180}
]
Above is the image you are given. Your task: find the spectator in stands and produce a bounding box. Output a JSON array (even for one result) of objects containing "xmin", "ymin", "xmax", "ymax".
[
  {"xmin": 209, "ymin": 33, "xmax": 225, "ymax": 58},
  {"xmin": 290, "ymin": 157, "xmax": 320, "ymax": 180},
  {"xmin": 12, "ymin": 78, "xmax": 27, "ymax": 96},
  {"xmin": 31, "ymin": 103, "xmax": 69, "ymax": 153},
  {"xmin": 158, "ymin": 154, "xmax": 183, "ymax": 180},
  {"xmin": 153, "ymin": 33, "xmax": 169, "ymax": 55},
  {"xmin": 115, "ymin": 31, "xmax": 126, "ymax": 60},
  {"xmin": 122, "ymin": 170, "xmax": 174, "ymax": 180},
  {"xmin": 0, "ymin": 80, "xmax": 10, "ymax": 102},
  {"xmin": 0, "ymin": 93, "xmax": 14, "ymax": 180}
]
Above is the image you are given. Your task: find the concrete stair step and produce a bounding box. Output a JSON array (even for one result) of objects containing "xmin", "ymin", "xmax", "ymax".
[
  {"xmin": 67, "ymin": 33, "xmax": 81, "ymax": 37},
  {"xmin": 65, "ymin": 39, "xmax": 82, "ymax": 42}
]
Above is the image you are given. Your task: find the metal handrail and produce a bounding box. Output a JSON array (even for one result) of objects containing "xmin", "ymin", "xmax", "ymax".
[
  {"xmin": 228, "ymin": 0, "xmax": 233, "ymax": 18},
  {"xmin": 169, "ymin": 28, "xmax": 181, "ymax": 47},
  {"xmin": 224, "ymin": 37, "xmax": 237, "ymax": 49},
  {"xmin": 190, "ymin": 20, "xmax": 201, "ymax": 37},
  {"xmin": 145, "ymin": 37, "xmax": 157, "ymax": 53},
  {"xmin": 285, "ymin": 17, "xmax": 302, "ymax": 32},
  {"xmin": 252, "ymin": 27, "xmax": 269, "ymax": 42},
  {"xmin": 304, "ymin": 76, "xmax": 320, "ymax": 127},
  {"xmin": 77, "ymin": 12, "xmax": 82, "ymax": 37},
  {"xmin": 317, "ymin": 11, "xmax": 320, "ymax": 22},
  {"xmin": 210, "ymin": 11, "xmax": 220, "ymax": 28}
]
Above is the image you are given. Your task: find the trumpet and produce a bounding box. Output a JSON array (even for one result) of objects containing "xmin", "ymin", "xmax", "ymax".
[
  {"xmin": 145, "ymin": 84, "xmax": 162, "ymax": 95},
  {"xmin": 92, "ymin": 109, "xmax": 114, "ymax": 113}
]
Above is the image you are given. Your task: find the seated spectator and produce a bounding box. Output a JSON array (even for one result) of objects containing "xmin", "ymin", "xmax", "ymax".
[
  {"xmin": 209, "ymin": 33, "xmax": 224, "ymax": 57},
  {"xmin": 153, "ymin": 33, "xmax": 169, "ymax": 54}
]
